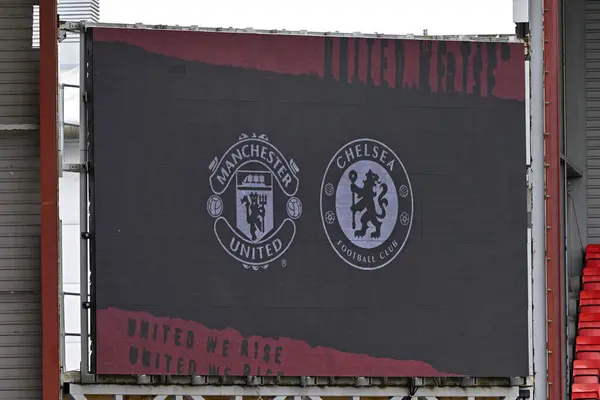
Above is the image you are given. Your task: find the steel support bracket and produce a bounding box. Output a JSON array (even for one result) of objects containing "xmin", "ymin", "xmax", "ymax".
[
  {"xmin": 62, "ymin": 163, "xmax": 86, "ymax": 173},
  {"xmin": 65, "ymin": 382, "xmax": 525, "ymax": 397},
  {"xmin": 60, "ymin": 21, "xmax": 85, "ymax": 33},
  {"xmin": 411, "ymin": 377, "xmax": 425, "ymax": 387},
  {"xmin": 58, "ymin": 29, "xmax": 67, "ymax": 43},
  {"xmin": 80, "ymin": 373, "xmax": 96, "ymax": 384},
  {"xmin": 510, "ymin": 377, "xmax": 526, "ymax": 386},
  {"xmin": 460, "ymin": 377, "xmax": 476, "ymax": 387}
]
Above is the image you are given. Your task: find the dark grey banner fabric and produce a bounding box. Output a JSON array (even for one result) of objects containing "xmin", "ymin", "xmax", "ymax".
[{"xmin": 89, "ymin": 28, "xmax": 528, "ymax": 377}]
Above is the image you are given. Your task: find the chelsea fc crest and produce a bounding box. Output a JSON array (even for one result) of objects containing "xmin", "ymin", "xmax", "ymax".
[
  {"xmin": 207, "ymin": 133, "xmax": 302, "ymax": 271},
  {"xmin": 320, "ymin": 138, "xmax": 413, "ymax": 271}
]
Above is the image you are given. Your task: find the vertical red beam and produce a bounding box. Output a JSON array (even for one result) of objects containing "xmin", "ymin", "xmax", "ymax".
[
  {"xmin": 39, "ymin": 0, "xmax": 60, "ymax": 399},
  {"xmin": 543, "ymin": 0, "xmax": 565, "ymax": 399}
]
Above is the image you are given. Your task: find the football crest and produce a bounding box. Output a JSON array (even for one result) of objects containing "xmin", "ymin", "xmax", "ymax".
[
  {"xmin": 320, "ymin": 138, "xmax": 413, "ymax": 270},
  {"xmin": 207, "ymin": 133, "xmax": 302, "ymax": 270}
]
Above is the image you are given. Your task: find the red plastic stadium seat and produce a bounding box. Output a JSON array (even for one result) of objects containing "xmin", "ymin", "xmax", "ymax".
[
  {"xmin": 580, "ymin": 315, "xmax": 600, "ymax": 322},
  {"xmin": 577, "ymin": 250, "xmax": 600, "ymax": 398},
  {"xmin": 585, "ymin": 276, "xmax": 600, "ymax": 284},
  {"xmin": 577, "ymin": 343, "xmax": 600, "ymax": 350},
  {"xmin": 582, "ymin": 301, "xmax": 600, "ymax": 309},
  {"xmin": 583, "ymin": 268, "xmax": 600, "ymax": 276},
  {"xmin": 576, "ymin": 360, "xmax": 600, "ymax": 369},
  {"xmin": 582, "ymin": 307, "xmax": 600, "ymax": 315},
  {"xmin": 577, "ymin": 352, "xmax": 600, "ymax": 361},
  {"xmin": 573, "ymin": 383, "xmax": 600, "ymax": 393},
  {"xmin": 577, "ymin": 344, "xmax": 600, "ymax": 355},
  {"xmin": 585, "ymin": 267, "xmax": 600, "ymax": 276},
  {"xmin": 578, "ymin": 337, "xmax": 600, "ymax": 346},
  {"xmin": 574, "ymin": 368, "xmax": 600, "ymax": 377},
  {"xmin": 580, "ymin": 322, "xmax": 600, "ymax": 330},
  {"xmin": 585, "ymin": 283, "xmax": 600, "ymax": 291},
  {"xmin": 573, "ymin": 392, "xmax": 600, "ymax": 400},
  {"xmin": 582, "ymin": 291, "xmax": 600, "ymax": 300},
  {"xmin": 576, "ymin": 376, "xmax": 600, "ymax": 384},
  {"xmin": 580, "ymin": 329, "xmax": 600, "ymax": 337},
  {"xmin": 573, "ymin": 383, "xmax": 600, "ymax": 398}
]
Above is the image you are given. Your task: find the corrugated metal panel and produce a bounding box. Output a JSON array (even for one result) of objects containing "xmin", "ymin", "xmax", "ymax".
[
  {"xmin": 0, "ymin": 3, "xmax": 39, "ymax": 126},
  {"xmin": 57, "ymin": 0, "xmax": 99, "ymax": 44},
  {"xmin": 587, "ymin": 0, "xmax": 600, "ymax": 239},
  {"xmin": 0, "ymin": 131, "xmax": 41, "ymax": 399},
  {"xmin": 0, "ymin": 1, "xmax": 42, "ymax": 399}
]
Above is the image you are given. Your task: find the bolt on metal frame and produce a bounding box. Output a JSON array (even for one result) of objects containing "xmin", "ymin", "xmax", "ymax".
[{"xmin": 65, "ymin": 384, "xmax": 526, "ymax": 399}]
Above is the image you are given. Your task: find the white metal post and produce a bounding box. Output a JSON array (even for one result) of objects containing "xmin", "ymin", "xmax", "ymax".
[
  {"xmin": 58, "ymin": 71, "xmax": 66, "ymax": 372},
  {"xmin": 78, "ymin": 29, "xmax": 94, "ymax": 383},
  {"xmin": 59, "ymin": 220, "xmax": 66, "ymax": 372},
  {"xmin": 526, "ymin": 55, "xmax": 534, "ymax": 376},
  {"xmin": 530, "ymin": 0, "xmax": 548, "ymax": 397},
  {"xmin": 58, "ymin": 84, "xmax": 64, "ymax": 178}
]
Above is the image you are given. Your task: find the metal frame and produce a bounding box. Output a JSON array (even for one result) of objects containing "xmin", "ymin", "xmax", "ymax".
[
  {"xmin": 78, "ymin": 29, "xmax": 95, "ymax": 384},
  {"xmin": 64, "ymin": 374, "xmax": 532, "ymax": 398},
  {"xmin": 59, "ymin": 80, "xmax": 86, "ymax": 376},
  {"xmin": 60, "ymin": 20, "xmax": 520, "ymax": 42},
  {"xmin": 529, "ymin": 0, "xmax": 548, "ymax": 399},
  {"xmin": 65, "ymin": 383, "xmax": 526, "ymax": 398},
  {"xmin": 58, "ymin": 83, "xmax": 64, "ymax": 178},
  {"xmin": 57, "ymin": 26, "xmax": 94, "ymax": 383},
  {"xmin": 61, "ymin": 21, "xmax": 535, "ymax": 397},
  {"xmin": 525, "ymin": 54, "xmax": 535, "ymax": 378},
  {"xmin": 59, "ymin": 82, "xmax": 80, "ymax": 177}
]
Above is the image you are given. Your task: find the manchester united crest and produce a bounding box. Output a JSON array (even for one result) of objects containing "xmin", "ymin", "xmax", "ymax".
[
  {"xmin": 207, "ymin": 133, "xmax": 302, "ymax": 271},
  {"xmin": 320, "ymin": 138, "xmax": 413, "ymax": 270}
]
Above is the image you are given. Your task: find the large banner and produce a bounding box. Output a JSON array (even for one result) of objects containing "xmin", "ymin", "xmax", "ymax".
[{"xmin": 88, "ymin": 28, "xmax": 528, "ymax": 377}]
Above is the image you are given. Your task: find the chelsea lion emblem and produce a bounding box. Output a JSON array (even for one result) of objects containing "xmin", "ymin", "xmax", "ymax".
[{"xmin": 320, "ymin": 138, "xmax": 413, "ymax": 271}]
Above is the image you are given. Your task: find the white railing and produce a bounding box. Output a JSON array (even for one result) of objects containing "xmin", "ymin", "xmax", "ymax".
[{"xmin": 59, "ymin": 80, "xmax": 90, "ymax": 374}]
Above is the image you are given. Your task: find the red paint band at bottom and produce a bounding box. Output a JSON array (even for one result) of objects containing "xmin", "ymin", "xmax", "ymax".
[{"xmin": 96, "ymin": 307, "xmax": 457, "ymax": 377}]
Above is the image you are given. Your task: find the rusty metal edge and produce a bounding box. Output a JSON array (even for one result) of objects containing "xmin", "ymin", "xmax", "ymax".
[{"xmin": 543, "ymin": 0, "xmax": 566, "ymax": 399}]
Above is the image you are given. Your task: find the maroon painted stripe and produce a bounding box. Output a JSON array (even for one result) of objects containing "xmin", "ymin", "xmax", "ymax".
[
  {"xmin": 40, "ymin": 0, "xmax": 60, "ymax": 398},
  {"xmin": 96, "ymin": 308, "xmax": 458, "ymax": 377},
  {"xmin": 94, "ymin": 28, "xmax": 326, "ymax": 78},
  {"xmin": 403, "ymin": 40, "xmax": 420, "ymax": 89},
  {"xmin": 94, "ymin": 28, "xmax": 524, "ymax": 101}
]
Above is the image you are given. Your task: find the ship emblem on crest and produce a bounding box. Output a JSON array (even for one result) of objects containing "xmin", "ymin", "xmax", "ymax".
[
  {"xmin": 207, "ymin": 133, "xmax": 302, "ymax": 270},
  {"xmin": 320, "ymin": 138, "xmax": 413, "ymax": 271}
]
